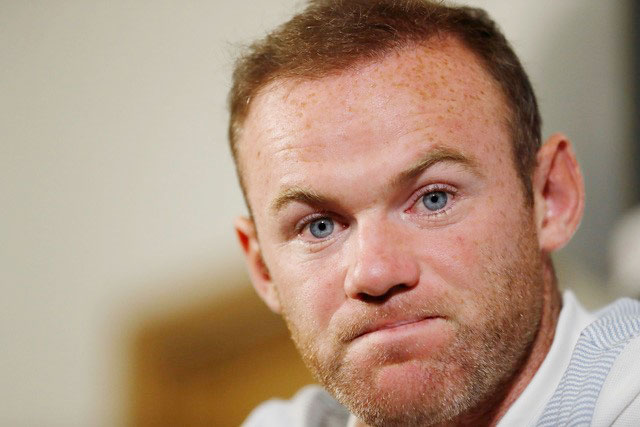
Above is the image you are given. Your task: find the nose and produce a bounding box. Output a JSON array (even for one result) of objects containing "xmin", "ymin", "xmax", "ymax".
[{"xmin": 344, "ymin": 216, "xmax": 420, "ymax": 302}]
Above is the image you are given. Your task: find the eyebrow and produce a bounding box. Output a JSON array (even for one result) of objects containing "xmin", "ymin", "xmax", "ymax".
[
  {"xmin": 392, "ymin": 145, "xmax": 481, "ymax": 188},
  {"xmin": 270, "ymin": 187, "xmax": 334, "ymax": 215},
  {"xmin": 269, "ymin": 145, "xmax": 480, "ymax": 215}
]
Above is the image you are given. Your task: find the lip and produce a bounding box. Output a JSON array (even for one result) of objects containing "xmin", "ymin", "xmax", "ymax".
[{"xmin": 352, "ymin": 316, "xmax": 442, "ymax": 342}]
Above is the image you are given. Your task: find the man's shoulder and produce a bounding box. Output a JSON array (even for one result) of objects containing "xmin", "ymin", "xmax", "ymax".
[
  {"xmin": 590, "ymin": 297, "xmax": 640, "ymax": 426},
  {"xmin": 242, "ymin": 384, "xmax": 350, "ymax": 427},
  {"xmin": 536, "ymin": 297, "xmax": 640, "ymax": 426},
  {"xmin": 593, "ymin": 328, "xmax": 640, "ymax": 426}
]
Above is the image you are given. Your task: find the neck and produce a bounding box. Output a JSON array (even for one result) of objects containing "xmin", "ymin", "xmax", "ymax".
[{"xmin": 466, "ymin": 259, "xmax": 562, "ymax": 426}]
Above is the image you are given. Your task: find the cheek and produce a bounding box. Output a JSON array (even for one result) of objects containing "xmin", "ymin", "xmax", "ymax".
[
  {"xmin": 419, "ymin": 231, "xmax": 484, "ymax": 293},
  {"xmin": 269, "ymin": 249, "xmax": 346, "ymax": 334},
  {"xmin": 418, "ymin": 203, "xmax": 523, "ymax": 292}
]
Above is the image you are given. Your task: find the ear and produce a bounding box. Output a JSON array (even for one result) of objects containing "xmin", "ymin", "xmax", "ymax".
[
  {"xmin": 533, "ymin": 133, "xmax": 585, "ymax": 253},
  {"xmin": 234, "ymin": 216, "xmax": 282, "ymax": 314}
]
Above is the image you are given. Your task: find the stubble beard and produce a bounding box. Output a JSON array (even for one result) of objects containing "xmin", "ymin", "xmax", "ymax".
[{"xmin": 281, "ymin": 217, "xmax": 545, "ymax": 427}]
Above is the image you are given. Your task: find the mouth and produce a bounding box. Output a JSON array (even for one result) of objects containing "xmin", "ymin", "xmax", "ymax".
[{"xmin": 352, "ymin": 316, "xmax": 442, "ymax": 342}]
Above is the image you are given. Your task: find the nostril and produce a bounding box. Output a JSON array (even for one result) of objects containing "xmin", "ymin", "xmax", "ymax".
[{"xmin": 358, "ymin": 283, "xmax": 412, "ymax": 304}]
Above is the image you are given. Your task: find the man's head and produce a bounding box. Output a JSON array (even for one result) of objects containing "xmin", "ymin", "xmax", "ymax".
[
  {"xmin": 229, "ymin": 0, "xmax": 541, "ymax": 205},
  {"xmin": 230, "ymin": 1, "xmax": 585, "ymax": 425}
]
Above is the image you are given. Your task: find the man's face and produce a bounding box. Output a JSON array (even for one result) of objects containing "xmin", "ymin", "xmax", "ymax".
[{"xmin": 237, "ymin": 39, "xmax": 545, "ymax": 426}]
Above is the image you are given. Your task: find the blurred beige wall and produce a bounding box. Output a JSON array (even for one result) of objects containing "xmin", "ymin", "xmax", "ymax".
[{"xmin": 0, "ymin": 0, "xmax": 634, "ymax": 425}]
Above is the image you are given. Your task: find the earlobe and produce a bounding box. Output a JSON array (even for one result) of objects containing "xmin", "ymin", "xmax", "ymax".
[
  {"xmin": 533, "ymin": 133, "xmax": 585, "ymax": 252},
  {"xmin": 234, "ymin": 216, "xmax": 282, "ymax": 314}
]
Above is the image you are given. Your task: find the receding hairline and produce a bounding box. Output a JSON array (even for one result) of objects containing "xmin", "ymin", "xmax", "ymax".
[
  {"xmin": 234, "ymin": 33, "xmax": 509, "ymax": 176},
  {"xmin": 233, "ymin": 31, "xmax": 491, "ymax": 146}
]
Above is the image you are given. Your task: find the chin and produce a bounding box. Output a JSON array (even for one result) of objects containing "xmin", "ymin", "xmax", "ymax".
[
  {"xmin": 314, "ymin": 317, "xmax": 533, "ymax": 427},
  {"xmin": 324, "ymin": 356, "xmax": 478, "ymax": 427}
]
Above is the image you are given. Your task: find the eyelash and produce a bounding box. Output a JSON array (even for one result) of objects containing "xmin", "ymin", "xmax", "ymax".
[
  {"xmin": 296, "ymin": 212, "xmax": 335, "ymax": 236},
  {"xmin": 408, "ymin": 183, "xmax": 457, "ymax": 217},
  {"xmin": 293, "ymin": 183, "xmax": 458, "ymax": 241}
]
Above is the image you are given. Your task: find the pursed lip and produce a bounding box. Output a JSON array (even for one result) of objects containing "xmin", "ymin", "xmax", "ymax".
[{"xmin": 351, "ymin": 315, "xmax": 442, "ymax": 342}]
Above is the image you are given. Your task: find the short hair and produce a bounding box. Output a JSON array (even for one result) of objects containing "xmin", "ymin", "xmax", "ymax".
[{"xmin": 228, "ymin": 0, "xmax": 541, "ymax": 203}]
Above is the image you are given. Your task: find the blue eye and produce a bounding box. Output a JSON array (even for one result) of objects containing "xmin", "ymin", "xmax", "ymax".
[
  {"xmin": 309, "ymin": 217, "xmax": 334, "ymax": 238},
  {"xmin": 422, "ymin": 191, "xmax": 448, "ymax": 211}
]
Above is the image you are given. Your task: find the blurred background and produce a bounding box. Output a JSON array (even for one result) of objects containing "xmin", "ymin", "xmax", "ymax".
[{"xmin": 1, "ymin": 0, "xmax": 638, "ymax": 426}]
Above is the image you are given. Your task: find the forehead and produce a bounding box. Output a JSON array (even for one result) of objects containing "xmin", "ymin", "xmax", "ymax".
[{"xmin": 238, "ymin": 37, "xmax": 512, "ymax": 210}]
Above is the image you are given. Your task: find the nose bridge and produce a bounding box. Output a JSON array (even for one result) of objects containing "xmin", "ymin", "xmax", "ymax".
[{"xmin": 345, "ymin": 214, "xmax": 419, "ymax": 299}]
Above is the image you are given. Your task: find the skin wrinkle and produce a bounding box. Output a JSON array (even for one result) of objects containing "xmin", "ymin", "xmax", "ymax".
[
  {"xmin": 246, "ymin": 45, "xmax": 494, "ymax": 165},
  {"xmin": 238, "ymin": 37, "xmax": 561, "ymax": 426},
  {"xmin": 271, "ymin": 147, "xmax": 481, "ymax": 216}
]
